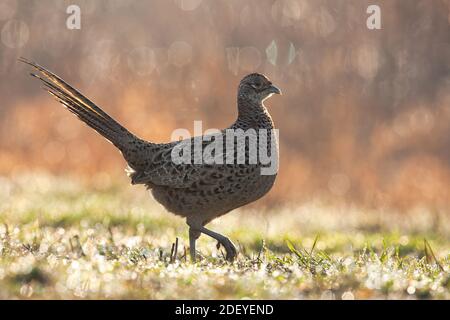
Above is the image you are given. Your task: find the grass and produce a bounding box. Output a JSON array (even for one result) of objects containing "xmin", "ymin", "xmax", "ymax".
[{"xmin": 0, "ymin": 173, "xmax": 448, "ymax": 299}]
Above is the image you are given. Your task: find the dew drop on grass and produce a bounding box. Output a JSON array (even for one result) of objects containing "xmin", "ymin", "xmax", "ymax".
[
  {"xmin": 341, "ymin": 291, "xmax": 354, "ymax": 300},
  {"xmin": 407, "ymin": 286, "xmax": 416, "ymax": 295},
  {"xmin": 320, "ymin": 290, "xmax": 335, "ymax": 300},
  {"xmin": 20, "ymin": 284, "xmax": 33, "ymax": 297}
]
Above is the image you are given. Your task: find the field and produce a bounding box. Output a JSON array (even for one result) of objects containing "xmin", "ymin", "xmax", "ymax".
[{"xmin": 0, "ymin": 173, "xmax": 448, "ymax": 299}]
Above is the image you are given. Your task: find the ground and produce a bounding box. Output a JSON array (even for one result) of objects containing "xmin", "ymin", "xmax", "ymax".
[{"xmin": 0, "ymin": 173, "xmax": 448, "ymax": 299}]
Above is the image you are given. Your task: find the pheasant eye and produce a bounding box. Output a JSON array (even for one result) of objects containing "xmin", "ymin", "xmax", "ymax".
[{"xmin": 251, "ymin": 81, "xmax": 262, "ymax": 89}]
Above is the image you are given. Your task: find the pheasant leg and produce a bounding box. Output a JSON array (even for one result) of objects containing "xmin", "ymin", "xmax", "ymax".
[
  {"xmin": 189, "ymin": 228, "xmax": 201, "ymax": 262},
  {"xmin": 197, "ymin": 226, "xmax": 237, "ymax": 261}
]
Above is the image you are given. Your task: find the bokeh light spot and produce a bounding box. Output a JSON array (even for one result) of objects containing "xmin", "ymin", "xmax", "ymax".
[
  {"xmin": 287, "ymin": 42, "xmax": 297, "ymax": 65},
  {"xmin": 226, "ymin": 47, "xmax": 240, "ymax": 75},
  {"xmin": 341, "ymin": 291, "xmax": 354, "ymax": 300},
  {"xmin": 174, "ymin": 0, "xmax": 203, "ymax": 11},
  {"xmin": 239, "ymin": 47, "xmax": 262, "ymax": 71},
  {"xmin": 353, "ymin": 43, "xmax": 380, "ymax": 79},
  {"xmin": 271, "ymin": 0, "xmax": 305, "ymax": 27},
  {"xmin": 127, "ymin": 46, "xmax": 156, "ymax": 76},
  {"xmin": 168, "ymin": 41, "xmax": 193, "ymax": 68},
  {"xmin": 1, "ymin": 19, "xmax": 29, "ymax": 48},
  {"xmin": 317, "ymin": 7, "xmax": 336, "ymax": 37},
  {"xmin": 266, "ymin": 40, "xmax": 278, "ymax": 66},
  {"xmin": 328, "ymin": 173, "xmax": 351, "ymax": 196}
]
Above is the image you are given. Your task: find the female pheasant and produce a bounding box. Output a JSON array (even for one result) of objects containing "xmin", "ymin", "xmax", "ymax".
[{"xmin": 20, "ymin": 58, "xmax": 281, "ymax": 261}]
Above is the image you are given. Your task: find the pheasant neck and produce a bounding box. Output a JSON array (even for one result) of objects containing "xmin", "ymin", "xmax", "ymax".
[{"xmin": 235, "ymin": 96, "xmax": 274, "ymax": 130}]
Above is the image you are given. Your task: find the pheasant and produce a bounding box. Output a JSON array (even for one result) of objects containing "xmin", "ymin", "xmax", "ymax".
[{"xmin": 20, "ymin": 58, "xmax": 281, "ymax": 261}]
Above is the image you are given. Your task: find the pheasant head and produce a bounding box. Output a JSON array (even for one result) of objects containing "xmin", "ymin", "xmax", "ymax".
[
  {"xmin": 236, "ymin": 73, "xmax": 281, "ymax": 124},
  {"xmin": 238, "ymin": 73, "xmax": 281, "ymax": 105}
]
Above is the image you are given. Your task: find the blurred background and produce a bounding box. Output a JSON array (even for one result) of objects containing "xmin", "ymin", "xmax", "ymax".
[{"xmin": 0, "ymin": 0, "xmax": 449, "ymax": 212}]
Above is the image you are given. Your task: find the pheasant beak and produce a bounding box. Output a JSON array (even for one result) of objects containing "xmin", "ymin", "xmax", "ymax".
[{"xmin": 268, "ymin": 84, "xmax": 282, "ymax": 95}]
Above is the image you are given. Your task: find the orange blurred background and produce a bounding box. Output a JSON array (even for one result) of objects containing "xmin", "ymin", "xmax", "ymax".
[{"xmin": 0, "ymin": 0, "xmax": 449, "ymax": 211}]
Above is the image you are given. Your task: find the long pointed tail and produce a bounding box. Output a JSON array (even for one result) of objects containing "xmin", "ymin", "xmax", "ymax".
[{"xmin": 19, "ymin": 58, "xmax": 136, "ymax": 151}]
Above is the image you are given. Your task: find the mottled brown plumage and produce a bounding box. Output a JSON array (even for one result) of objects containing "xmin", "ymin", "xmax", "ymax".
[{"xmin": 20, "ymin": 58, "xmax": 281, "ymax": 261}]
